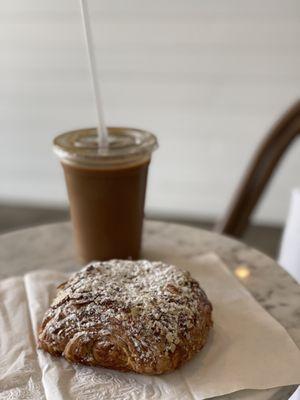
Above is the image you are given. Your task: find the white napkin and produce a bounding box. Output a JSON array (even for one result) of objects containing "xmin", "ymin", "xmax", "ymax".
[
  {"xmin": 278, "ymin": 188, "xmax": 300, "ymax": 400},
  {"xmin": 279, "ymin": 188, "xmax": 300, "ymax": 283},
  {"xmin": 1, "ymin": 254, "xmax": 300, "ymax": 400}
]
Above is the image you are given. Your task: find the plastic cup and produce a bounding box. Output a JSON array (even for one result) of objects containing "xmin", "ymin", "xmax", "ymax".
[{"xmin": 53, "ymin": 127, "xmax": 158, "ymax": 262}]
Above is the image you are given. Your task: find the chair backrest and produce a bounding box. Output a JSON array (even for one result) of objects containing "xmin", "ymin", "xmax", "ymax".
[{"xmin": 215, "ymin": 100, "xmax": 300, "ymax": 237}]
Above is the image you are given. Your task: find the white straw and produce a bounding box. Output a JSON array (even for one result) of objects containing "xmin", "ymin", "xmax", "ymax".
[{"xmin": 79, "ymin": 0, "xmax": 108, "ymax": 148}]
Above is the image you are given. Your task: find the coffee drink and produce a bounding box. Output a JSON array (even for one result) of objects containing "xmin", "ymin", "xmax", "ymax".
[{"xmin": 54, "ymin": 127, "xmax": 157, "ymax": 262}]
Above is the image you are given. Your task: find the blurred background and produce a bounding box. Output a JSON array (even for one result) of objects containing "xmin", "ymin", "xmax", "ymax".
[{"xmin": 1, "ymin": 0, "xmax": 300, "ymax": 257}]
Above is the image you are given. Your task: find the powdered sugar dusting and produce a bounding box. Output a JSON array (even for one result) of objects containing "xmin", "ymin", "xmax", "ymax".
[{"xmin": 39, "ymin": 260, "xmax": 212, "ymax": 367}]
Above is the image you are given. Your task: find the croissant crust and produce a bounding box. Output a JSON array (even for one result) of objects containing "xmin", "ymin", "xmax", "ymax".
[{"xmin": 38, "ymin": 260, "xmax": 213, "ymax": 374}]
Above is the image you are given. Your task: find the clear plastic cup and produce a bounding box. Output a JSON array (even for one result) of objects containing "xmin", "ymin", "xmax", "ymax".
[{"xmin": 53, "ymin": 127, "xmax": 158, "ymax": 262}]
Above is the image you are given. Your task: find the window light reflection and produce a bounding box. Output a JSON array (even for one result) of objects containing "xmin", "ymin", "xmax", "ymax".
[{"xmin": 234, "ymin": 265, "xmax": 251, "ymax": 280}]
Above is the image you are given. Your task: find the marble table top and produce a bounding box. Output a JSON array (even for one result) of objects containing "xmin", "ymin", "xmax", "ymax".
[{"xmin": 0, "ymin": 220, "xmax": 299, "ymax": 400}]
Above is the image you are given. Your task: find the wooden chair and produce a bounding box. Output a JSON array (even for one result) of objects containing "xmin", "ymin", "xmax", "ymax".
[{"xmin": 215, "ymin": 100, "xmax": 300, "ymax": 237}]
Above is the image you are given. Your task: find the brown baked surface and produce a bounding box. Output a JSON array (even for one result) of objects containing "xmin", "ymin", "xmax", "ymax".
[{"xmin": 38, "ymin": 260, "xmax": 213, "ymax": 374}]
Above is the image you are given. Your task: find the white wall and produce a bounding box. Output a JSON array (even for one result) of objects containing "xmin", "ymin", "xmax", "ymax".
[{"xmin": 1, "ymin": 0, "xmax": 300, "ymax": 224}]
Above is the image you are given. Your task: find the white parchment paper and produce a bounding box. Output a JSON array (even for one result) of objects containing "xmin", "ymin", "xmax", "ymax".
[{"xmin": 1, "ymin": 253, "xmax": 300, "ymax": 400}]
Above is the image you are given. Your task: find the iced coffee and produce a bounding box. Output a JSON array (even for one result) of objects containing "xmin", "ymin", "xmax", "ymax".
[{"xmin": 53, "ymin": 127, "xmax": 157, "ymax": 262}]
